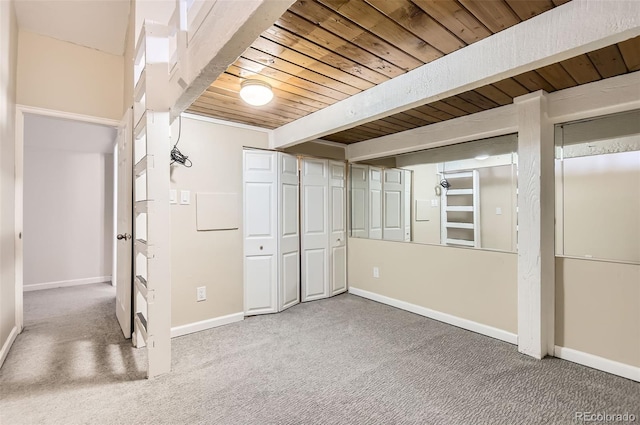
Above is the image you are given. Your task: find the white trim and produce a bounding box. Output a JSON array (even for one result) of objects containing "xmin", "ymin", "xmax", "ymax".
[
  {"xmin": 349, "ymin": 287, "xmax": 518, "ymax": 345},
  {"xmin": 15, "ymin": 107, "xmax": 24, "ymax": 333},
  {"xmin": 23, "ymin": 276, "xmax": 112, "ymax": 292},
  {"xmin": 181, "ymin": 112, "xmax": 273, "ymax": 134},
  {"xmin": 554, "ymin": 346, "xmax": 640, "ymax": 382},
  {"xmin": 272, "ymin": 0, "xmax": 640, "ymax": 149},
  {"xmin": 170, "ymin": 312, "xmax": 244, "ymax": 338},
  {"xmin": 0, "ymin": 326, "xmax": 19, "ymax": 369},
  {"xmin": 16, "ymin": 104, "xmax": 120, "ymax": 127}
]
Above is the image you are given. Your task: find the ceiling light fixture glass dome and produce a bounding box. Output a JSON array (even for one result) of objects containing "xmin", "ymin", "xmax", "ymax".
[{"xmin": 239, "ymin": 79, "xmax": 274, "ymax": 106}]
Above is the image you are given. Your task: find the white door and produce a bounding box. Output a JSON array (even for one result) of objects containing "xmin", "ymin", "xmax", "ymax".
[
  {"xmin": 329, "ymin": 161, "xmax": 347, "ymax": 296},
  {"xmin": 244, "ymin": 149, "xmax": 278, "ymax": 315},
  {"xmin": 369, "ymin": 166, "xmax": 383, "ymax": 239},
  {"xmin": 301, "ymin": 158, "xmax": 329, "ymax": 302},
  {"xmin": 383, "ymin": 168, "xmax": 405, "ymax": 241},
  {"xmin": 278, "ymin": 153, "xmax": 300, "ymax": 311},
  {"xmin": 350, "ymin": 164, "xmax": 368, "ymax": 239},
  {"xmin": 404, "ymin": 170, "xmax": 412, "ymax": 242},
  {"xmin": 115, "ymin": 110, "xmax": 133, "ymax": 338}
]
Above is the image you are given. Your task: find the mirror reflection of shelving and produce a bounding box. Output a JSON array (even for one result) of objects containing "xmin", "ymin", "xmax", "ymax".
[
  {"xmin": 348, "ymin": 133, "xmax": 518, "ymax": 253},
  {"xmin": 440, "ymin": 170, "xmax": 480, "ymax": 248}
]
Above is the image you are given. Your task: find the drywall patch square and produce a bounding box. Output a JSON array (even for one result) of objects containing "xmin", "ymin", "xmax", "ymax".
[{"xmin": 196, "ymin": 192, "xmax": 239, "ymax": 231}]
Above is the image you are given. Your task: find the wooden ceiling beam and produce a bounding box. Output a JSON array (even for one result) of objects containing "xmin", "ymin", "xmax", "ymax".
[
  {"xmin": 364, "ymin": 0, "xmax": 465, "ymax": 54},
  {"xmin": 317, "ymin": 0, "xmax": 444, "ymax": 62},
  {"xmin": 240, "ymin": 47, "xmax": 361, "ymax": 96},
  {"xmin": 288, "ymin": 0, "xmax": 424, "ymax": 71},
  {"xmin": 410, "ymin": 0, "xmax": 492, "ymax": 45},
  {"xmin": 618, "ymin": 36, "xmax": 640, "ymax": 72},
  {"xmin": 261, "ymin": 26, "xmax": 389, "ymax": 85},
  {"xmin": 275, "ymin": 10, "xmax": 405, "ymax": 79}
]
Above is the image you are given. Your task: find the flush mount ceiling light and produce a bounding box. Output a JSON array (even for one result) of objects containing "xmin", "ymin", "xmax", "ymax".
[
  {"xmin": 240, "ymin": 79, "xmax": 274, "ymax": 106},
  {"xmin": 475, "ymin": 154, "xmax": 490, "ymax": 160}
]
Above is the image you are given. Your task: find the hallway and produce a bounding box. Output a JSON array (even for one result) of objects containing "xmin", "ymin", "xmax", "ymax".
[{"xmin": 0, "ymin": 283, "xmax": 147, "ymax": 421}]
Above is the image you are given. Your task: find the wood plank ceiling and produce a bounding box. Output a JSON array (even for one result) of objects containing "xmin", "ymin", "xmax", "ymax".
[{"xmin": 187, "ymin": 0, "xmax": 640, "ymax": 144}]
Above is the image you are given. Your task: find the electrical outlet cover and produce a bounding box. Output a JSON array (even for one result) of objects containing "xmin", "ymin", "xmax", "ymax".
[{"xmin": 196, "ymin": 286, "xmax": 206, "ymax": 301}]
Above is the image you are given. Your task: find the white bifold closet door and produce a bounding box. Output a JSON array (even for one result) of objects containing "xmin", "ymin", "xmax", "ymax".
[
  {"xmin": 382, "ymin": 168, "xmax": 406, "ymax": 241},
  {"xmin": 329, "ymin": 161, "xmax": 347, "ymax": 296},
  {"xmin": 278, "ymin": 153, "xmax": 300, "ymax": 311},
  {"xmin": 243, "ymin": 150, "xmax": 299, "ymax": 315},
  {"xmin": 350, "ymin": 164, "xmax": 369, "ymax": 239},
  {"xmin": 404, "ymin": 170, "xmax": 412, "ymax": 242},
  {"xmin": 301, "ymin": 158, "xmax": 346, "ymax": 302},
  {"xmin": 368, "ymin": 166, "xmax": 383, "ymax": 239}
]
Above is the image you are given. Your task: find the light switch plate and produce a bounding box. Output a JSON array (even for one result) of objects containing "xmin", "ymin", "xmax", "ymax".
[
  {"xmin": 169, "ymin": 189, "xmax": 177, "ymax": 204},
  {"xmin": 373, "ymin": 267, "xmax": 380, "ymax": 278},
  {"xmin": 180, "ymin": 190, "xmax": 190, "ymax": 205},
  {"xmin": 496, "ymin": 207, "xmax": 503, "ymax": 215}
]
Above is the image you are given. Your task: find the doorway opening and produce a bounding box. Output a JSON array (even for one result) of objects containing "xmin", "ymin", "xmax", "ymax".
[{"xmin": 15, "ymin": 106, "xmax": 131, "ymax": 337}]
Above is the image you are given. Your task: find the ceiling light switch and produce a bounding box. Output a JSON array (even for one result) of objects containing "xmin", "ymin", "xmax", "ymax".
[
  {"xmin": 170, "ymin": 189, "xmax": 177, "ymax": 204},
  {"xmin": 180, "ymin": 190, "xmax": 190, "ymax": 205}
]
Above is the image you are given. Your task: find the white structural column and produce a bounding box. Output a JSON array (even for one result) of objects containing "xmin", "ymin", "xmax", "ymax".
[{"xmin": 515, "ymin": 91, "xmax": 555, "ymax": 359}]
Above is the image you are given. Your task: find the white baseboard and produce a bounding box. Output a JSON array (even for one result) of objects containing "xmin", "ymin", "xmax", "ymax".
[
  {"xmin": 0, "ymin": 326, "xmax": 19, "ymax": 369},
  {"xmin": 23, "ymin": 276, "xmax": 112, "ymax": 292},
  {"xmin": 554, "ymin": 345, "xmax": 640, "ymax": 382},
  {"xmin": 171, "ymin": 312, "xmax": 244, "ymax": 338},
  {"xmin": 349, "ymin": 287, "xmax": 518, "ymax": 345}
]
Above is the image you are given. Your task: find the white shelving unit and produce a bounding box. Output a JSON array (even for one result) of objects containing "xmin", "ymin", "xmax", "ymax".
[
  {"xmin": 440, "ymin": 170, "xmax": 481, "ymax": 248},
  {"xmin": 131, "ymin": 21, "xmax": 178, "ymax": 378}
]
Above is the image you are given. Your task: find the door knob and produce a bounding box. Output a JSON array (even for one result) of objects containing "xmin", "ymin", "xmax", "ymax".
[{"xmin": 117, "ymin": 233, "xmax": 132, "ymax": 240}]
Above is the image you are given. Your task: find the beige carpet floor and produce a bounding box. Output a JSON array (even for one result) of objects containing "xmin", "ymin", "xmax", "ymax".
[{"xmin": 0, "ymin": 283, "xmax": 638, "ymax": 424}]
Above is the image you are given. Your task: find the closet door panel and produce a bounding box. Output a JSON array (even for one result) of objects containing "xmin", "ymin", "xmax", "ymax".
[
  {"xmin": 301, "ymin": 158, "xmax": 329, "ymax": 301},
  {"xmin": 278, "ymin": 153, "xmax": 300, "ymax": 311},
  {"xmin": 369, "ymin": 167, "xmax": 383, "ymax": 239},
  {"xmin": 350, "ymin": 164, "xmax": 369, "ymax": 238},
  {"xmin": 330, "ymin": 161, "xmax": 347, "ymax": 296},
  {"xmin": 243, "ymin": 150, "xmax": 278, "ymax": 315},
  {"xmin": 383, "ymin": 168, "xmax": 405, "ymax": 241}
]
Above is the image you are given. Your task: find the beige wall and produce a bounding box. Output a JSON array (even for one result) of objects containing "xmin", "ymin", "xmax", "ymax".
[
  {"xmin": 17, "ymin": 31, "xmax": 124, "ymax": 120},
  {"xmin": 170, "ymin": 116, "xmax": 269, "ymax": 327},
  {"xmin": 0, "ymin": 0, "xmax": 19, "ymax": 355},
  {"xmin": 556, "ymin": 257, "xmax": 640, "ymax": 367},
  {"xmin": 348, "ymin": 237, "xmax": 518, "ymax": 334}
]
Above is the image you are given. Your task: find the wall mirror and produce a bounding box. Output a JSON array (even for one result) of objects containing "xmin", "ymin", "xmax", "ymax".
[
  {"xmin": 555, "ymin": 109, "xmax": 640, "ymax": 264},
  {"xmin": 349, "ymin": 134, "xmax": 518, "ymax": 253}
]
